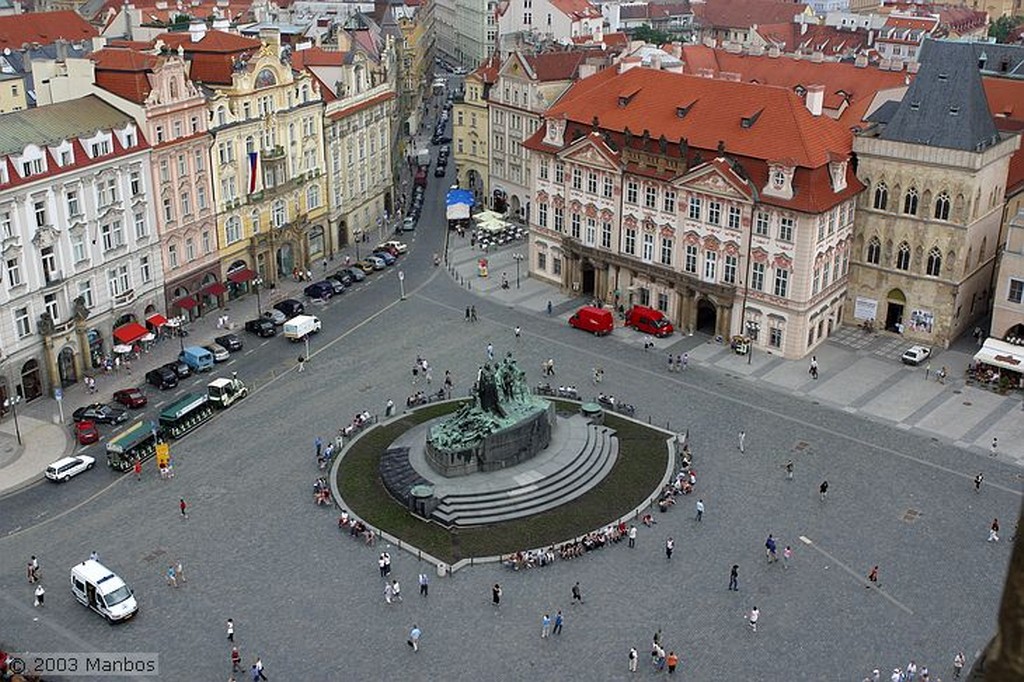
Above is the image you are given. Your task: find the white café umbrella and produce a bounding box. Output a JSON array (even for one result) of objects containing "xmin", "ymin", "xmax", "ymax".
[{"xmin": 113, "ymin": 344, "xmax": 133, "ymax": 354}]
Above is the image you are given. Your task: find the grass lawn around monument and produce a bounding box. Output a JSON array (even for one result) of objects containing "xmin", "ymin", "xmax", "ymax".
[{"xmin": 336, "ymin": 400, "xmax": 671, "ymax": 563}]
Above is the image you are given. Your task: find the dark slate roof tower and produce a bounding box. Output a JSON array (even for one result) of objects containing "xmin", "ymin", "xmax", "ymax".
[{"xmin": 880, "ymin": 39, "xmax": 1000, "ymax": 152}]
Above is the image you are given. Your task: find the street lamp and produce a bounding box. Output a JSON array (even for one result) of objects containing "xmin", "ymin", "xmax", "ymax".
[
  {"xmin": 399, "ymin": 270, "xmax": 406, "ymax": 300},
  {"xmin": 746, "ymin": 321, "xmax": 760, "ymax": 365},
  {"xmin": 253, "ymin": 276, "xmax": 264, "ymax": 316},
  {"xmin": 4, "ymin": 394, "xmax": 22, "ymax": 445},
  {"xmin": 512, "ymin": 253, "xmax": 524, "ymax": 289}
]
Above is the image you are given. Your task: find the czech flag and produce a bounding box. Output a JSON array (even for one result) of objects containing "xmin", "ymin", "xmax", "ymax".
[{"xmin": 248, "ymin": 151, "xmax": 258, "ymax": 194}]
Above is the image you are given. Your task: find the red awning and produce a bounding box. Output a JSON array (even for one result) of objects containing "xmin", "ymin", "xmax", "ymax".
[
  {"xmin": 175, "ymin": 296, "xmax": 198, "ymax": 310},
  {"xmin": 113, "ymin": 322, "xmax": 148, "ymax": 345},
  {"xmin": 203, "ymin": 282, "xmax": 228, "ymax": 296},
  {"xmin": 227, "ymin": 268, "xmax": 255, "ymax": 284},
  {"xmin": 146, "ymin": 313, "xmax": 168, "ymax": 327}
]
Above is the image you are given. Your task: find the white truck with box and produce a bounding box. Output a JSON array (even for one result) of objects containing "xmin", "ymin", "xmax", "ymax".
[
  {"xmin": 70, "ymin": 559, "xmax": 138, "ymax": 622},
  {"xmin": 283, "ymin": 314, "xmax": 321, "ymax": 341}
]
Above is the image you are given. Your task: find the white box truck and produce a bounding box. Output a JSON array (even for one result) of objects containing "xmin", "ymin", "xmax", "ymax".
[
  {"xmin": 207, "ymin": 374, "xmax": 248, "ymax": 408},
  {"xmin": 283, "ymin": 314, "xmax": 321, "ymax": 341},
  {"xmin": 70, "ymin": 559, "xmax": 138, "ymax": 622}
]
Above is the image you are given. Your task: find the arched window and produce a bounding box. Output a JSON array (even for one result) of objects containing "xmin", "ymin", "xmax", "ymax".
[
  {"xmin": 250, "ymin": 209, "xmax": 261, "ymax": 234},
  {"xmin": 926, "ymin": 247, "xmax": 942, "ymax": 276},
  {"xmin": 245, "ymin": 136, "xmax": 255, "ymax": 155},
  {"xmin": 272, "ymin": 200, "xmax": 286, "ymax": 228},
  {"xmin": 169, "ymin": 79, "xmax": 178, "ymax": 99},
  {"xmin": 217, "ymin": 107, "xmax": 227, "ymax": 127},
  {"xmin": 873, "ymin": 182, "xmax": 888, "ymax": 210},
  {"xmin": 225, "ymin": 216, "xmax": 241, "ymax": 244},
  {"xmin": 866, "ymin": 236, "xmax": 881, "ymax": 265},
  {"xmin": 903, "ymin": 187, "xmax": 919, "ymax": 215},
  {"xmin": 896, "ymin": 242, "xmax": 911, "ymax": 270},
  {"xmin": 306, "ymin": 184, "xmax": 321, "ymax": 210},
  {"xmin": 934, "ymin": 191, "xmax": 950, "ymax": 221}
]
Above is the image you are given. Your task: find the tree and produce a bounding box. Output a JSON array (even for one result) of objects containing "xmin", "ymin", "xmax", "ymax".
[
  {"xmin": 988, "ymin": 15, "xmax": 1024, "ymax": 43},
  {"xmin": 630, "ymin": 24, "xmax": 673, "ymax": 46}
]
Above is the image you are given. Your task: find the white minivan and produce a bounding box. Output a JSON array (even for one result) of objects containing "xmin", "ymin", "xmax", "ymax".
[{"xmin": 70, "ymin": 559, "xmax": 138, "ymax": 622}]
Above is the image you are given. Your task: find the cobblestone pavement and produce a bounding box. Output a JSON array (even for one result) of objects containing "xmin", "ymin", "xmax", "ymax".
[{"xmin": 0, "ymin": 236, "xmax": 1020, "ymax": 681}]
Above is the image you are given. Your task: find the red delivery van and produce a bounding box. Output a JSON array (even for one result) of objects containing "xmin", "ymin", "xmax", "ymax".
[
  {"xmin": 626, "ymin": 305, "xmax": 674, "ymax": 337},
  {"xmin": 568, "ymin": 306, "xmax": 614, "ymax": 336}
]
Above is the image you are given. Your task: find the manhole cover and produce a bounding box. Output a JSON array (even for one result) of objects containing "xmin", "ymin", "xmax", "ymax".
[
  {"xmin": 792, "ymin": 441, "xmax": 811, "ymax": 452},
  {"xmin": 902, "ymin": 509, "xmax": 922, "ymax": 523},
  {"xmin": 142, "ymin": 548, "xmax": 167, "ymax": 562}
]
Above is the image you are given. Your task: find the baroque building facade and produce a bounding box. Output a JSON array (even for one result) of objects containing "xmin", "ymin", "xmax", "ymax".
[{"xmin": 525, "ymin": 64, "xmax": 861, "ymax": 359}]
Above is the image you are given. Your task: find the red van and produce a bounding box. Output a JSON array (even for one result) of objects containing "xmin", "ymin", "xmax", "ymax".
[
  {"xmin": 569, "ymin": 306, "xmax": 614, "ymax": 336},
  {"xmin": 626, "ymin": 305, "xmax": 674, "ymax": 337},
  {"xmin": 414, "ymin": 165, "xmax": 428, "ymax": 187}
]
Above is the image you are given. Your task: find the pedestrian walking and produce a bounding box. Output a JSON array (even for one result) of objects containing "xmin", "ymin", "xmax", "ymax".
[
  {"xmin": 906, "ymin": 661, "xmax": 918, "ymax": 681},
  {"xmin": 988, "ymin": 518, "xmax": 1000, "ymax": 542},
  {"xmin": 652, "ymin": 643, "xmax": 666, "ymax": 671},
  {"xmin": 227, "ymin": 618, "xmax": 235, "ymax": 642},
  {"xmin": 783, "ymin": 459, "xmax": 794, "ymax": 480},
  {"xmin": 783, "ymin": 545, "xmax": 792, "ymax": 569},
  {"xmin": 809, "ymin": 356, "xmax": 819, "ymax": 379},
  {"xmin": 166, "ymin": 564, "xmax": 177, "ymax": 588},
  {"xmin": 765, "ymin": 534, "xmax": 777, "ymax": 563},
  {"xmin": 179, "ymin": 498, "xmax": 188, "ymax": 519},
  {"xmin": 571, "ymin": 581, "xmax": 583, "ymax": 604},
  {"xmin": 990, "ymin": 437, "xmax": 998, "ymax": 457},
  {"xmin": 408, "ymin": 624, "xmax": 422, "ymax": 652},
  {"xmin": 315, "ymin": 436, "xmax": 323, "ymax": 458},
  {"xmin": 470, "ymin": 305, "xmax": 477, "ymax": 322},
  {"xmin": 231, "ymin": 647, "xmax": 241, "ymax": 673},
  {"xmin": 867, "ymin": 565, "xmax": 879, "ymax": 587},
  {"xmin": 418, "ymin": 573, "xmax": 429, "ymax": 597},
  {"xmin": 541, "ymin": 613, "xmax": 551, "ymax": 638},
  {"xmin": 695, "ymin": 499, "xmax": 704, "ymax": 522},
  {"xmin": 27, "ymin": 556, "xmax": 39, "ymax": 583},
  {"xmin": 738, "ymin": 430, "xmax": 746, "ymax": 453},
  {"xmin": 492, "ymin": 583, "xmax": 502, "ymax": 607},
  {"xmin": 465, "ymin": 306, "xmax": 471, "ymax": 322},
  {"xmin": 628, "ymin": 525, "xmax": 637, "ymax": 548},
  {"xmin": 553, "ymin": 610, "xmax": 563, "ymax": 635},
  {"xmin": 27, "ymin": 560, "xmax": 36, "ymax": 584},
  {"xmin": 748, "ymin": 606, "xmax": 759, "ymax": 632},
  {"xmin": 486, "ymin": 342, "xmax": 494, "ymax": 361},
  {"xmin": 253, "ymin": 657, "xmax": 267, "ymax": 681},
  {"xmin": 176, "ymin": 560, "xmax": 185, "ymax": 584},
  {"xmin": 819, "ymin": 480, "xmax": 829, "ymax": 501},
  {"xmin": 378, "ymin": 554, "xmax": 387, "ymax": 577},
  {"xmin": 547, "ymin": 300, "xmax": 553, "ymax": 315},
  {"xmin": 392, "ymin": 579, "xmax": 402, "ymax": 602},
  {"xmin": 90, "ymin": 550, "xmax": 99, "ymax": 562},
  {"xmin": 297, "ymin": 355, "xmax": 306, "ymax": 372},
  {"xmin": 953, "ymin": 651, "xmax": 965, "ymax": 678},
  {"xmin": 665, "ymin": 537, "xmax": 674, "ymax": 559},
  {"xmin": 514, "ymin": 326, "xmax": 521, "ymax": 342},
  {"xmin": 974, "ymin": 473, "xmax": 984, "ymax": 493},
  {"xmin": 384, "ymin": 581, "xmax": 394, "ymax": 604},
  {"xmin": 34, "ymin": 584, "xmax": 45, "ymax": 607},
  {"xmin": 667, "ymin": 651, "xmax": 679, "ymax": 674},
  {"xmin": 134, "ymin": 457, "xmax": 142, "ymax": 480},
  {"xmin": 728, "ymin": 564, "xmax": 739, "ymax": 591},
  {"xmin": 681, "ymin": 353, "xmax": 688, "ymax": 370},
  {"xmin": 667, "ymin": 354, "xmax": 675, "ymax": 373},
  {"xmin": 628, "ymin": 647, "xmax": 639, "ymax": 673}
]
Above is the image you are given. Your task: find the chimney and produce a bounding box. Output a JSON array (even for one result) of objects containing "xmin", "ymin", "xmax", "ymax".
[
  {"xmin": 854, "ymin": 53, "xmax": 868, "ymax": 68},
  {"xmin": 906, "ymin": 61, "xmax": 920, "ymax": 74},
  {"xmin": 805, "ymin": 84, "xmax": 824, "ymax": 116},
  {"xmin": 720, "ymin": 71, "xmax": 740, "ymax": 82},
  {"xmin": 212, "ymin": 17, "xmax": 230, "ymax": 31},
  {"xmin": 651, "ymin": 54, "xmax": 661, "ymax": 70},
  {"xmin": 188, "ymin": 20, "xmax": 207, "ymax": 42},
  {"xmin": 697, "ymin": 67, "xmax": 714, "ymax": 78},
  {"xmin": 810, "ymin": 51, "xmax": 824, "ymax": 63},
  {"xmin": 55, "ymin": 38, "xmax": 68, "ymax": 62}
]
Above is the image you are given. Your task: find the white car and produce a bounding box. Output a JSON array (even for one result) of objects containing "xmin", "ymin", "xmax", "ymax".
[
  {"xmin": 204, "ymin": 343, "xmax": 231, "ymax": 362},
  {"xmin": 46, "ymin": 455, "xmax": 96, "ymax": 482},
  {"xmin": 378, "ymin": 240, "xmax": 408, "ymax": 254},
  {"xmin": 901, "ymin": 345, "xmax": 932, "ymax": 366}
]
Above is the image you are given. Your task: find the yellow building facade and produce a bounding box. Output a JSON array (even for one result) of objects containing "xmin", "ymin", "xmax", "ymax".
[{"xmin": 453, "ymin": 65, "xmax": 492, "ymax": 204}]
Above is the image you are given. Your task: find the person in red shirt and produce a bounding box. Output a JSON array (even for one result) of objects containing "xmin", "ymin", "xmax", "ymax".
[
  {"xmin": 230, "ymin": 647, "xmax": 241, "ymax": 673},
  {"xmin": 179, "ymin": 498, "xmax": 188, "ymax": 520},
  {"xmin": 133, "ymin": 458, "xmax": 142, "ymax": 481},
  {"xmin": 667, "ymin": 651, "xmax": 679, "ymax": 674}
]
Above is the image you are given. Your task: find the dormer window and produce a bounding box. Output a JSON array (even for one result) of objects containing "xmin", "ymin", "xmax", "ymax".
[
  {"xmin": 21, "ymin": 158, "xmax": 44, "ymax": 177},
  {"xmin": 90, "ymin": 140, "xmax": 111, "ymax": 157},
  {"xmin": 125, "ymin": 130, "xmax": 136, "ymax": 147},
  {"xmin": 60, "ymin": 150, "xmax": 73, "ymax": 166},
  {"xmin": 829, "ymin": 159, "xmax": 848, "ymax": 193},
  {"xmin": 763, "ymin": 163, "xmax": 795, "ymax": 200},
  {"xmin": 771, "ymin": 169, "xmax": 786, "ymax": 190},
  {"xmin": 544, "ymin": 117, "xmax": 566, "ymax": 146}
]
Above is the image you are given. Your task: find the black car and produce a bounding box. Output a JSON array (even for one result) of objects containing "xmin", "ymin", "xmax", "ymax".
[
  {"xmin": 274, "ymin": 299, "xmax": 305, "ymax": 318},
  {"xmin": 214, "ymin": 333, "xmax": 243, "ymax": 352},
  {"xmin": 328, "ymin": 272, "xmax": 353, "ymax": 287},
  {"xmin": 245, "ymin": 318, "xmax": 277, "ymax": 337},
  {"xmin": 72, "ymin": 403, "xmax": 129, "ymax": 425},
  {"xmin": 146, "ymin": 366, "xmax": 179, "ymax": 390},
  {"xmin": 304, "ymin": 281, "xmax": 334, "ymax": 300},
  {"xmin": 164, "ymin": 360, "xmax": 192, "ymax": 379},
  {"xmin": 434, "ymin": 164, "xmax": 447, "ymax": 177}
]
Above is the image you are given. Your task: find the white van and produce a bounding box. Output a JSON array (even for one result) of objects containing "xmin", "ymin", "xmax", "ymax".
[
  {"xmin": 283, "ymin": 314, "xmax": 322, "ymax": 341},
  {"xmin": 70, "ymin": 559, "xmax": 138, "ymax": 622}
]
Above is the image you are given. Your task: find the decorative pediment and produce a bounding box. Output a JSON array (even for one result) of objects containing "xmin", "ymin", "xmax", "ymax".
[
  {"xmin": 600, "ymin": 209, "xmax": 614, "ymax": 222},
  {"xmin": 559, "ymin": 131, "xmax": 620, "ymax": 170},
  {"xmin": 684, "ymin": 230, "xmax": 701, "ymax": 245},
  {"xmin": 32, "ymin": 225, "xmax": 60, "ymax": 249},
  {"xmin": 751, "ymin": 247, "xmax": 769, "ymax": 263},
  {"xmin": 536, "ymin": 190, "xmax": 549, "ymax": 203},
  {"xmin": 552, "ymin": 195, "xmax": 565, "ymax": 209},
  {"xmin": 678, "ymin": 161, "xmax": 753, "ymax": 201},
  {"xmin": 772, "ymin": 252, "xmax": 793, "ymax": 269},
  {"xmin": 703, "ymin": 235, "xmax": 720, "ymax": 251},
  {"xmin": 584, "ymin": 203, "xmax": 598, "ymax": 218},
  {"xmin": 2, "ymin": 239, "xmax": 22, "ymax": 258},
  {"xmin": 723, "ymin": 240, "xmax": 740, "ymax": 256},
  {"xmin": 642, "ymin": 218, "xmax": 656, "ymax": 232},
  {"xmin": 659, "ymin": 224, "xmax": 676, "ymax": 238},
  {"xmin": 570, "ymin": 200, "xmax": 582, "ymax": 213},
  {"xmin": 623, "ymin": 213, "xmax": 638, "ymax": 228}
]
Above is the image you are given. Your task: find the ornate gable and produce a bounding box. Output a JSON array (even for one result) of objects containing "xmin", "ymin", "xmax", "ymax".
[
  {"xmin": 678, "ymin": 162, "xmax": 752, "ymax": 202},
  {"xmin": 558, "ymin": 132, "xmax": 620, "ymax": 171}
]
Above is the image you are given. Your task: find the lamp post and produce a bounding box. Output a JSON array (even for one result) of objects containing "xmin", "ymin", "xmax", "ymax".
[
  {"xmin": 512, "ymin": 252, "xmax": 524, "ymax": 288},
  {"xmin": 253, "ymin": 276, "xmax": 264, "ymax": 316},
  {"xmin": 4, "ymin": 394, "xmax": 22, "ymax": 446},
  {"xmin": 746, "ymin": 320, "xmax": 759, "ymax": 366},
  {"xmin": 178, "ymin": 316, "xmax": 186, "ymax": 353},
  {"xmin": 399, "ymin": 270, "xmax": 406, "ymax": 300}
]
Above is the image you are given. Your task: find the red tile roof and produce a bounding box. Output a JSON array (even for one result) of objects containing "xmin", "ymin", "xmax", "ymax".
[
  {"xmin": 326, "ymin": 90, "xmax": 396, "ymax": 121},
  {"xmin": 290, "ymin": 47, "xmax": 346, "ymax": 68},
  {"xmin": 679, "ymin": 45, "xmax": 909, "ymax": 125},
  {"xmin": 693, "ymin": 0, "xmax": 810, "ymax": 31},
  {"xmin": 92, "ymin": 47, "xmax": 159, "ymax": 104},
  {"xmin": 524, "ymin": 51, "xmax": 590, "ymax": 81},
  {"xmin": 882, "ymin": 15, "xmax": 938, "ymax": 31},
  {"xmin": 531, "ymin": 66, "xmax": 861, "ymax": 212},
  {"xmin": 548, "ymin": 0, "xmax": 602, "ymax": 20},
  {"xmin": 754, "ymin": 23, "xmax": 871, "ymax": 57},
  {"xmin": 982, "ymin": 76, "xmax": 1024, "ymax": 196},
  {"xmin": 0, "ymin": 10, "xmax": 98, "ymax": 50},
  {"xmin": 157, "ymin": 30, "xmax": 261, "ymax": 85}
]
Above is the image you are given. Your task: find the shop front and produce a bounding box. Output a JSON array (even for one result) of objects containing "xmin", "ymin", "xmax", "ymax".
[{"xmin": 971, "ymin": 338, "xmax": 1024, "ymax": 392}]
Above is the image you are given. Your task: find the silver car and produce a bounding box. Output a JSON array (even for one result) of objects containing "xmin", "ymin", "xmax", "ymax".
[{"xmin": 204, "ymin": 343, "xmax": 230, "ymax": 362}]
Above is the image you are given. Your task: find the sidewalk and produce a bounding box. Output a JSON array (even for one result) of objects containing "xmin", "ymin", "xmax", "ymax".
[
  {"xmin": 0, "ymin": 251, "xmax": 360, "ymax": 496},
  {"xmin": 446, "ymin": 236, "xmax": 1024, "ymax": 467}
]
